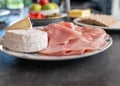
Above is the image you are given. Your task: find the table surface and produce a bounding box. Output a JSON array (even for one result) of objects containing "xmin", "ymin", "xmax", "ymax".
[{"xmin": 1, "ymin": 8, "xmax": 120, "ymax": 86}]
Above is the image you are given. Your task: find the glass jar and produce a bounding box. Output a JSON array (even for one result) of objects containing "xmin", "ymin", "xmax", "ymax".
[
  {"xmin": 60, "ymin": 0, "xmax": 71, "ymax": 13},
  {"xmin": 0, "ymin": 0, "xmax": 6, "ymax": 8},
  {"xmin": 6, "ymin": 0, "xmax": 24, "ymax": 9}
]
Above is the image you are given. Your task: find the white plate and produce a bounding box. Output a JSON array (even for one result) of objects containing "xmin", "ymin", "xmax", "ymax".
[
  {"xmin": 30, "ymin": 9, "xmax": 60, "ymax": 16},
  {"xmin": 0, "ymin": 9, "xmax": 10, "ymax": 17},
  {"xmin": 73, "ymin": 18, "xmax": 120, "ymax": 30},
  {"xmin": 40, "ymin": 9, "xmax": 60, "ymax": 16},
  {"xmin": 31, "ymin": 13, "xmax": 67, "ymax": 26},
  {"xmin": 0, "ymin": 37, "xmax": 112, "ymax": 61}
]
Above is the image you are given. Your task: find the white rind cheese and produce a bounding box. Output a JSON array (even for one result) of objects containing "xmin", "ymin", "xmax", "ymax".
[{"xmin": 3, "ymin": 30, "xmax": 48, "ymax": 53}]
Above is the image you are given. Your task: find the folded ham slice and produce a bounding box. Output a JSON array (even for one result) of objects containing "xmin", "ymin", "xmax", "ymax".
[{"xmin": 38, "ymin": 22, "xmax": 109, "ymax": 56}]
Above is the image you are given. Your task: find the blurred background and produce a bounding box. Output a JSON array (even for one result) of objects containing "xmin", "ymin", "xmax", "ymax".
[
  {"xmin": 0, "ymin": 0, "xmax": 119, "ymax": 37},
  {"xmin": 0, "ymin": 0, "xmax": 120, "ymax": 28},
  {"xmin": 0, "ymin": 0, "xmax": 119, "ymax": 15}
]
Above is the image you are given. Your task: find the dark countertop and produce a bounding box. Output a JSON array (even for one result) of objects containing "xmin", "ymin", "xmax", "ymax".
[{"xmin": 0, "ymin": 9, "xmax": 120, "ymax": 86}]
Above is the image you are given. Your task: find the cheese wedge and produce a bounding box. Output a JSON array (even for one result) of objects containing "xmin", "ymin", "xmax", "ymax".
[
  {"xmin": 3, "ymin": 30, "xmax": 48, "ymax": 53},
  {"xmin": 6, "ymin": 17, "xmax": 32, "ymax": 30},
  {"xmin": 69, "ymin": 9, "xmax": 91, "ymax": 18}
]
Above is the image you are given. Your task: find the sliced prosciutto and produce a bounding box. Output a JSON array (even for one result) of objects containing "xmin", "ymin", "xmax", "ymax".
[{"xmin": 38, "ymin": 22, "xmax": 109, "ymax": 56}]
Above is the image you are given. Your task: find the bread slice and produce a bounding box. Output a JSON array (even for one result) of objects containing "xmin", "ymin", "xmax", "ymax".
[
  {"xmin": 80, "ymin": 14, "xmax": 118, "ymax": 27},
  {"xmin": 6, "ymin": 17, "xmax": 32, "ymax": 30},
  {"xmin": 3, "ymin": 29, "xmax": 48, "ymax": 53}
]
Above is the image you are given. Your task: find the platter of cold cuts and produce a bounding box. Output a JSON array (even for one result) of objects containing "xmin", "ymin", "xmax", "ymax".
[
  {"xmin": 0, "ymin": 36, "xmax": 112, "ymax": 61},
  {"xmin": 0, "ymin": 21, "xmax": 112, "ymax": 61}
]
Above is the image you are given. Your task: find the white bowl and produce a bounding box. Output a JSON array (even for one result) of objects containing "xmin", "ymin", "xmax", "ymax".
[
  {"xmin": 30, "ymin": 13, "xmax": 67, "ymax": 26},
  {"xmin": 40, "ymin": 9, "xmax": 60, "ymax": 15}
]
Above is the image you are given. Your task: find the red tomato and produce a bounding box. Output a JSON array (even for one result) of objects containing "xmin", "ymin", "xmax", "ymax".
[
  {"xmin": 29, "ymin": 12, "xmax": 36, "ymax": 18},
  {"xmin": 38, "ymin": 0, "xmax": 49, "ymax": 5},
  {"xmin": 33, "ymin": 12, "xmax": 40, "ymax": 17},
  {"xmin": 29, "ymin": 15, "xmax": 35, "ymax": 19},
  {"xmin": 41, "ymin": 14, "xmax": 46, "ymax": 18},
  {"xmin": 29, "ymin": 12, "xmax": 46, "ymax": 19}
]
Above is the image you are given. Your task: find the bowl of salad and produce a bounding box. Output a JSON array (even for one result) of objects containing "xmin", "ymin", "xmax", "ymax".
[{"xmin": 29, "ymin": 0, "xmax": 67, "ymax": 26}]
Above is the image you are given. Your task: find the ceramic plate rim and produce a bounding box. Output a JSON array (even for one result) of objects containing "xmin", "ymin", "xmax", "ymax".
[
  {"xmin": 0, "ymin": 37, "xmax": 113, "ymax": 61},
  {"xmin": 73, "ymin": 18, "xmax": 120, "ymax": 30}
]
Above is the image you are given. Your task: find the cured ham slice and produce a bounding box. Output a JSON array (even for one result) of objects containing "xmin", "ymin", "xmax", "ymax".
[
  {"xmin": 38, "ymin": 22, "xmax": 108, "ymax": 56},
  {"xmin": 47, "ymin": 23, "xmax": 81, "ymax": 45}
]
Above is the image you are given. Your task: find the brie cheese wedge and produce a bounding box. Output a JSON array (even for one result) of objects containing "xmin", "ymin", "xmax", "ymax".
[{"xmin": 3, "ymin": 29, "xmax": 48, "ymax": 53}]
